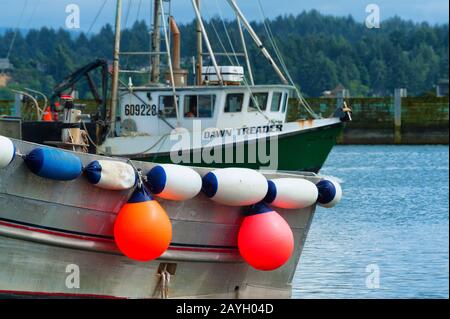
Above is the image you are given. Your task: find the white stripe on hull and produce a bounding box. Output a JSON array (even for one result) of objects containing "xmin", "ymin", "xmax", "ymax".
[{"xmin": 103, "ymin": 118, "xmax": 341, "ymax": 157}]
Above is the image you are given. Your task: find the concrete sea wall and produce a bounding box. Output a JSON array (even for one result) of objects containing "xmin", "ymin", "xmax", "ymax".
[{"xmin": 288, "ymin": 96, "xmax": 449, "ymax": 145}]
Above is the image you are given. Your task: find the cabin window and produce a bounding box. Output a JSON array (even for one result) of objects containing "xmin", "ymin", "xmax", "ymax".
[
  {"xmin": 224, "ymin": 93, "xmax": 244, "ymax": 113},
  {"xmin": 271, "ymin": 92, "xmax": 282, "ymax": 112},
  {"xmin": 282, "ymin": 93, "xmax": 288, "ymax": 113},
  {"xmin": 184, "ymin": 95, "xmax": 216, "ymax": 118},
  {"xmin": 159, "ymin": 95, "xmax": 179, "ymax": 118},
  {"xmin": 248, "ymin": 93, "xmax": 268, "ymax": 112}
]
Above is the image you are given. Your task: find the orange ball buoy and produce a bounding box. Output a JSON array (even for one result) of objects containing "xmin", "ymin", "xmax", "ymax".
[
  {"xmin": 114, "ymin": 186, "xmax": 172, "ymax": 262},
  {"xmin": 238, "ymin": 203, "xmax": 294, "ymax": 271}
]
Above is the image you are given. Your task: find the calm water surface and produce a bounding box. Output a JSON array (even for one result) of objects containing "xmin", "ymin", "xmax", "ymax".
[{"xmin": 293, "ymin": 145, "xmax": 449, "ymax": 299}]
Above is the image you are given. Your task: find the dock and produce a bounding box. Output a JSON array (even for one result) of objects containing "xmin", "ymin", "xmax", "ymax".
[{"xmin": 288, "ymin": 96, "xmax": 449, "ymax": 145}]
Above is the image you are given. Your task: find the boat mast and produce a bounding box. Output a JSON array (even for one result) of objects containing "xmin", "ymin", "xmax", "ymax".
[
  {"xmin": 151, "ymin": 0, "xmax": 161, "ymax": 84},
  {"xmin": 191, "ymin": 0, "xmax": 223, "ymax": 86},
  {"xmin": 237, "ymin": 16, "xmax": 254, "ymax": 86},
  {"xmin": 226, "ymin": 0, "xmax": 288, "ymax": 85},
  {"xmin": 110, "ymin": 0, "xmax": 123, "ymax": 137},
  {"xmin": 195, "ymin": 0, "xmax": 203, "ymax": 86},
  {"xmin": 159, "ymin": 0, "xmax": 181, "ymax": 126}
]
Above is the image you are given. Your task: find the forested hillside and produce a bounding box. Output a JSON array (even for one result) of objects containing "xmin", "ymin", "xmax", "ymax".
[{"xmin": 0, "ymin": 10, "xmax": 448, "ymax": 99}]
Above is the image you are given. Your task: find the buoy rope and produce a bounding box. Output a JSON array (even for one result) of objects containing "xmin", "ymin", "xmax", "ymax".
[
  {"xmin": 158, "ymin": 264, "xmax": 170, "ymax": 299},
  {"xmin": 15, "ymin": 150, "xmax": 25, "ymax": 158},
  {"xmin": 81, "ymin": 120, "xmax": 170, "ymax": 158},
  {"xmin": 126, "ymin": 157, "xmax": 144, "ymax": 189}
]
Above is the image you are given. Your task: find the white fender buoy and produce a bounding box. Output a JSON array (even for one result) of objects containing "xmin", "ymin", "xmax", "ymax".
[
  {"xmin": 202, "ymin": 168, "xmax": 268, "ymax": 206},
  {"xmin": 146, "ymin": 164, "xmax": 202, "ymax": 201},
  {"xmin": 85, "ymin": 160, "xmax": 137, "ymax": 191},
  {"xmin": 316, "ymin": 179, "xmax": 342, "ymax": 208},
  {"xmin": 0, "ymin": 135, "xmax": 16, "ymax": 169},
  {"xmin": 264, "ymin": 178, "xmax": 318, "ymax": 209}
]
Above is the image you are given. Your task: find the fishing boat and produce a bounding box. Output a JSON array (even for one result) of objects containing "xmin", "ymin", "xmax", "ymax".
[
  {"xmin": 6, "ymin": 0, "xmax": 351, "ymax": 173},
  {"xmin": 98, "ymin": 0, "xmax": 351, "ymax": 172},
  {"xmin": 0, "ymin": 0, "xmax": 345, "ymax": 299}
]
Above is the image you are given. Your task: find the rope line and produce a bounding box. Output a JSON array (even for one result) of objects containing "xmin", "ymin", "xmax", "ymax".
[
  {"xmin": 204, "ymin": 1, "xmax": 272, "ymax": 122},
  {"xmin": 6, "ymin": 0, "xmax": 29, "ymax": 60},
  {"xmin": 25, "ymin": 0, "xmax": 40, "ymax": 29},
  {"xmin": 136, "ymin": 0, "xmax": 143, "ymax": 21},
  {"xmin": 256, "ymin": 0, "xmax": 319, "ymax": 119},
  {"xmin": 124, "ymin": 0, "xmax": 132, "ymax": 29},
  {"xmin": 87, "ymin": 0, "xmax": 108, "ymax": 35}
]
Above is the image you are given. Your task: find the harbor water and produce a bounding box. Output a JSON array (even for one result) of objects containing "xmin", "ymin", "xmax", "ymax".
[{"xmin": 293, "ymin": 145, "xmax": 449, "ymax": 299}]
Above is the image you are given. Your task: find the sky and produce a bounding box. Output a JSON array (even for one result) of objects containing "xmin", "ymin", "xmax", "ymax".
[{"xmin": 0, "ymin": 0, "xmax": 448, "ymax": 33}]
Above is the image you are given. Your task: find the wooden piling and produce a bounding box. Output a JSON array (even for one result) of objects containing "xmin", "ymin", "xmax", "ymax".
[{"xmin": 394, "ymin": 89, "xmax": 407, "ymax": 144}]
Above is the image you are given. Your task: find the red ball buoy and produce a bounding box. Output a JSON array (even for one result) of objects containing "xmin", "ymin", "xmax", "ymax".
[
  {"xmin": 238, "ymin": 203, "xmax": 294, "ymax": 271},
  {"xmin": 114, "ymin": 186, "xmax": 172, "ymax": 262}
]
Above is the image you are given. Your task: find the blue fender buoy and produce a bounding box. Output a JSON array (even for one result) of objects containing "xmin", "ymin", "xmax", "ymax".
[
  {"xmin": 316, "ymin": 179, "xmax": 342, "ymax": 208},
  {"xmin": 24, "ymin": 147, "xmax": 82, "ymax": 181}
]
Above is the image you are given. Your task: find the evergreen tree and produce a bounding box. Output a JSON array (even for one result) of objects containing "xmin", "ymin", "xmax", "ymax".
[{"xmin": 0, "ymin": 11, "xmax": 448, "ymax": 99}]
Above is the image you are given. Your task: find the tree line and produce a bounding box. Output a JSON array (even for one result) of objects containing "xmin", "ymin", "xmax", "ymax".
[{"xmin": 0, "ymin": 10, "xmax": 448, "ymax": 99}]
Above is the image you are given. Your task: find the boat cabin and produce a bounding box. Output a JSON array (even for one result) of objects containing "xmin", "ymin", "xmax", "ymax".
[{"xmin": 118, "ymin": 85, "xmax": 294, "ymax": 137}]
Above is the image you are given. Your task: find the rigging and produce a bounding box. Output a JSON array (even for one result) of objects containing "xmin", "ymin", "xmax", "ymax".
[
  {"xmin": 256, "ymin": 0, "xmax": 319, "ymax": 118},
  {"xmin": 6, "ymin": 0, "xmax": 29, "ymax": 60},
  {"xmin": 87, "ymin": 0, "xmax": 108, "ymax": 35}
]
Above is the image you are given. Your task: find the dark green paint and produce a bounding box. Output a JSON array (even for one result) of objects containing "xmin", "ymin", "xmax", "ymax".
[{"xmin": 134, "ymin": 123, "xmax": 344, "ymax": 173}]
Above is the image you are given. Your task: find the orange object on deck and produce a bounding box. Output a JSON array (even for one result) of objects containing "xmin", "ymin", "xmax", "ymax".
[{"xmin": 42, "ymin": 107, "xmax": 53, "ymax": 122}]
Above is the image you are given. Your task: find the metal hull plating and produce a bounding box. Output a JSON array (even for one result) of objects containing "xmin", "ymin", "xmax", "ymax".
[{"xmin": 0, "ymin": 139, "xmax": 317, "ymax": 299}]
